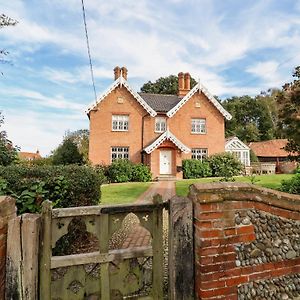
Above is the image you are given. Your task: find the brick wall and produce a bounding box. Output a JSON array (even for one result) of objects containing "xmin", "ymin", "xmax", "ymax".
[
  {"xmin": 190, "ymin": 182, "xmax": 300, "ymax": 300},
  {"xmin": 0, "ymin": 196, "xmax": 16, "ymax": 299}
]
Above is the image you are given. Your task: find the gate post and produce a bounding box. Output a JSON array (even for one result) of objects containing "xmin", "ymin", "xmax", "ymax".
[{"xmin": 168, "ymin": 196, "xmax": 194, "ymax": 300}]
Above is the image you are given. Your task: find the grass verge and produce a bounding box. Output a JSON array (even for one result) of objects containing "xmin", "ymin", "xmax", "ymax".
[
  {"xmin": 175, "ymin": 174, "xmax": 295, "ymax": 197},
  {"xmin": 101, "ymin": 182, "xmax": 152, "ymax": 205}
]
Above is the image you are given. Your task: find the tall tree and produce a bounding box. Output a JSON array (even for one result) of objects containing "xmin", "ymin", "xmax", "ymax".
[
  {"xmin": 140, "ymin": 75, "xmax": 197, "ymax": 95},
  {"xmin": 0, "ymin": 112, "xmax": 18, "ymax": 166},
  {"xmin": 0, "ymin": 14, "xmax": 17, "ymax": 70},
  {"xmin": 52, "ymin": 138, "xmax": 84, "ymax": 165},
  {"xmin": 65, "ymin": 129, "xmax": 89, "ymax": 163},
  {"xmin": 223, "ymin": 95, "xmax": 277, "ymax": 143},
  {"xmin": 276, "ymin": 66, "xmax": 300, "ymax": 159}
]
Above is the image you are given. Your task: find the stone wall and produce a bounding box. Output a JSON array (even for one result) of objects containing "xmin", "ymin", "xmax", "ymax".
[
  {"xmin": 190, "ymin": 182, "xmax": 300, "ymax": 300},
  {"xmin": 0, "ymin": 196, "xmax": 16, "ymax": 299}
]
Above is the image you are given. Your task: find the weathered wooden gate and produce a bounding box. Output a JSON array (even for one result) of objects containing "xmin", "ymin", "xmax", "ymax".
[{"xmin": 39, "ymin": 198, "xmax": 166, "ymax": 300}]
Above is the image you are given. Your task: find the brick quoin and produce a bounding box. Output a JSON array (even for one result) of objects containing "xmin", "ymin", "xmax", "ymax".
[
  {"xmin": 0, "ymin": 196, "xmax": 16, "ymax": 299},
  {"xmin": 190, "ymin": 182, "xmax": 300, "ymax": 300}
]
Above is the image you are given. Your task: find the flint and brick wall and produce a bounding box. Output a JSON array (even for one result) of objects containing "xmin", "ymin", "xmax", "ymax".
[
  {"xmin": 190, "ymin": 182, "xmax": 300, "ymax": 300},
  {"xmin": 0, "ymin": 196, "xmax": 16, "ymax": 299}
]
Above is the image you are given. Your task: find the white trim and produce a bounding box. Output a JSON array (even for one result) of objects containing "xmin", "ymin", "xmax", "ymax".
[
  {"xmin": 225, "ymin": 137, "xmax": 250, "ymax": 151},
  {"xmin": 86, "ymin": 76, "xmax": 157, "ymax": 117},
  {"xmin": 166, "ymin": 81, "xmax": 232, "ymax": 120},
  {"xmin": 144, "ymin": 130, "xmax": 191, "ymax": 154}
]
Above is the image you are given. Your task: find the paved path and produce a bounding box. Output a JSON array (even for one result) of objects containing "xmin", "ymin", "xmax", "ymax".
[{"xmin": 122, "ymin": 181, "xmax": 175, "ymax": 248}]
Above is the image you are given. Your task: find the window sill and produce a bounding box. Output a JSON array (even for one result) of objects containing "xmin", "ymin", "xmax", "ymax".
[
  {"xmin": 191, "ymin": 132, "xmax": 207, "ymax": 135},
  {"xmin": 112, "ymin": 130, "xmax": 129, "ymax": 132}
]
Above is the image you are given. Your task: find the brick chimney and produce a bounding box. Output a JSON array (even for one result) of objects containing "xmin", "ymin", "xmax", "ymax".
[
  {"xmin": 178, "ymin": 72, "xmax": 191, "ymax": 96},
  {"xmin": 178, "ymin": 72, "xmax": 185, "ymax": 96},
  {"xmin": 114, "ymin": 66, "xmax": 121, "ymax": 80},
  {"xmin": 121, "ymin": 66, "xmax": 128, "ymax": 80}
]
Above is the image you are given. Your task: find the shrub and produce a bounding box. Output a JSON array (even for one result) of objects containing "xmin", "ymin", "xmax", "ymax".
[
  {"xmin": 131, "ymin": 163, "xmax": 152, "ymax": 182},
  {"xmin": 182, "ymin": 159, "xmax": 212, "ymax": 179},
  {"xmin": 0, "ymin": 165, "xmax": 104, "ymax": 214},
  {"xmin": 52, "ymin": 138, "xmax": 83, "ymax": 165},
  {"xmin": 208, "ymin": 152, "xmax": 242, "ymax": 180},
  {"xmin": 107, "ymin": 159, "xmax": 133, "ymax": 183},
  {"xmin": 280, "ymin": 174, "xmax": 300, "ymax": 195}
]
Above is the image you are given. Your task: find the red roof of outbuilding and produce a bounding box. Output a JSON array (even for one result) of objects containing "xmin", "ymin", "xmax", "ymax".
[{"xmin": 249, "ymin": 139, "xmax": 290, "ymax": 157}]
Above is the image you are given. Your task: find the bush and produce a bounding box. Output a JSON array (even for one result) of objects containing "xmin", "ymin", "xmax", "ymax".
[
  {"xmin": 280, "ymin": 174, "xmax": 300, "ymax": 195},
  {"xmin": 131, "ymin": 164, "xmax": 152, "ymax": 182},
  {"xmin": 0, "ymin": 165, "xmax": 104, "ymax": 214},
  {"xmin": 105, "ymin": 160, "xmax": 152, "ymax": 183},
  {"xmin": 107, "ymin": 159, "xmax": 133, "ymax": 183},
  {"xmin": 208, "ymin": 152, "xmax": 242, "ymax": 180},
  {"xmin": 182, "ymin": 159, "xmax": 212, "ymax": 179}
]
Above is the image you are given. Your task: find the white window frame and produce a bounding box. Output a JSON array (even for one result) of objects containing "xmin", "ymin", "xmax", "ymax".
[
  {"xmin": 112, "ymin": 115, "xmax": 129, "ymax": 131},
  {"xmin": 155, "ymin": 117, "xmax": 167, "ymax": 133},
  {"xmin": 191, "ymin": 118, "xmax": 206, "ymax": 134},
  {"xmin": 111, "ymin": 146, "xmax": 129, "ymax": 161},
  {"xmin": 191, "ymin": 148, "xmax": 208, "ymax": 161}
]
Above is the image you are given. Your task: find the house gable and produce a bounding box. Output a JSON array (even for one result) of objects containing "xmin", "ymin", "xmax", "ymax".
[
  {"xmin": 86, "ymin": 76, "xmax": 157, "ymax": 117},
  {"xmin": 166, "ymin": 81, "xmax": 232, "ymax": 120}
]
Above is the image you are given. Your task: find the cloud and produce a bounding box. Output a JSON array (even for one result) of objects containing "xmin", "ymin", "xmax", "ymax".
[
  {"xmin": 2, "ymin": 109, "xmax": 88, "ymax": 156},
  {"xmin": 246, "ymin": 61, "xmax": 285, "ymax": 87},
  {"xmin": 2, "ymin": 87, "xmax": 85, "ymax": 112}
]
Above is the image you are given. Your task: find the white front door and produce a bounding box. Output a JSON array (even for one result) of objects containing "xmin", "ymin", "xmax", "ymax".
[{"xmin": 160, "ymin": 150, "xmax": 172, "ymax": 174}]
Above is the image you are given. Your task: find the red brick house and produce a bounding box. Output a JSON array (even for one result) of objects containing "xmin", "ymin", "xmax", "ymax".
[{"xmin": 87, "ymin": 67, "xmax": 232, "ymax": 179}]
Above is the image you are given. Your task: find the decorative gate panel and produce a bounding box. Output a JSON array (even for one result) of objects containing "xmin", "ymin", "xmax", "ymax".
[{"xmin": 39, "ymin": 199, "xmax": 165, "ymax": 300}]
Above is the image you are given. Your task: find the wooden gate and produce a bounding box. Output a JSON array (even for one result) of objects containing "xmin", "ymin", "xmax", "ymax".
[{"xmin": 39, "ymin": 198, "xmax": 166, "ymax": 300}]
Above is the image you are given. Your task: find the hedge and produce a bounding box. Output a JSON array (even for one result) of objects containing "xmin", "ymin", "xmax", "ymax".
[
  {"xmin": 0, "ymin": 165, "xmax": 104, "ymax": 214},
  {"xmin": 105, "ymin": 159, "xmax": 152, "ymax": 183},
  {"xmin": 182, "ymin": 160, "xmax": 212, "ymax": 179},
  {"xmin": 182, "ymin": 152, "xmax": 242, "ymax": 180}
]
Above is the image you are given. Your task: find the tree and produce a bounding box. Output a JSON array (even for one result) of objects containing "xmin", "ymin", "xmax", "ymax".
[
  {"xmin": 140, "ymin": 75, "xmax": 197, "ymax": 95},
  {"xmin": 65, "ymin": 129, "xmax": 89, "ymax": 163},
  {"xmin": 223, "ymin": 94, "xmax": 278, "ymax": 143},
  {"xmin": 0, "ymin": 14, "xmax": 17, "ymax": 70},
  {"xmin": 52, "ymin": 138, "xmax": 84, "ymax": 165},
  {"xmin": 0, "ymin": 112, "xmax": 18, "ymax": 166},
  {"xmin": 276, "ymin": 66, "xmax": 300, "ymax": 159}
]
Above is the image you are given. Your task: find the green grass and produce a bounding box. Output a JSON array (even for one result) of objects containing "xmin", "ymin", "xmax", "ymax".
[
  {"xmin": 175, "ymin": 174, "xmax": 295, "ymax": 197},
  {"xmin": 101, "ymin": 182, "xmax": 152, "ymax": 205}
]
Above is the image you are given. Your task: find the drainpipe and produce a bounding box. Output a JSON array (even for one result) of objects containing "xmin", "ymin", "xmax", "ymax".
[{"xmin": 141, "ymin": 113, "xmax": 148, "ymax": 164}]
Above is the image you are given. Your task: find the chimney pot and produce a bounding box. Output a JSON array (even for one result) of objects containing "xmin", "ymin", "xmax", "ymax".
[
  {"xmin": 114, "ymin": 66, "xmax": 121, "ymax": 80},
  {"xmin": 184, "ymin": 73, "xmax": 191, "ymax": 91},
  {"xmin": 178, "ymin": 72, "xmax": 185, "ymax": 96},
  {"xmin": 121, "ymin": 67, "xmax": 128, "ymax": 80}
]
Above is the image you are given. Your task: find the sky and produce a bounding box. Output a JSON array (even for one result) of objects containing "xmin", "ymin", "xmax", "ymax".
[{"xmin": 1, "ymin": 0, "xmax": 300, "ymax": 156}]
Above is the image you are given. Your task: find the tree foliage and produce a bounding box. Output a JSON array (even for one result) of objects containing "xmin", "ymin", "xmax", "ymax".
[
  {"xmin": 140, "ymin": 75, "xmax": 197, "ymax": 95},
  {"xmin": 0, "ymin": 112, "xmax": 18, "ymax": 166},
  {"xmin": 223, "ymin": 90, "xmax": 280, "ymax": 143},
  {"xmin": 65, "ymin": 129, "xmax": 89, "ymax": 163},
  {"xmin": 0, "ymin": 14, "xmax": 17, "ymax": 70},
  {"xmin": 276, "ymin": 66, "xmax": 300, "ymax": 159},
  {"xmin": 52, "ymin": 138, "xmax": 84, "ymax": 165}
]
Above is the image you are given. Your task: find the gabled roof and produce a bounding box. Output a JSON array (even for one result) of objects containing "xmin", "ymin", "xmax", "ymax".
[
  {"xmin": 138, "ymin": 93, "xmax": 182, "ymax": 112},
  {"xmin": 19, "ymin": 151, "xmax": 42, "ymax": 160},
  {"xmin": 249, "ymin": 139, "xmax": 290, "ymax": 157},
  {"xmin": 166, "ymin": 81, "xmax": 232, "ymax": 120},
  {"xmin": 86, "ymin": 76, "xmax": 157, "ymax": 117},
  {"xmin": 225, "ymin": 136, "xmax": 250, "ymax": 151},
  {"xmin": 144, "ymin": 130, "xmax": 191, "ymax": 154}
]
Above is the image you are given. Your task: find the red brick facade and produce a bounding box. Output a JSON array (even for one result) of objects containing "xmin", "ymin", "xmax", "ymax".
[
  {"xmin": 88, "ymin": 69, "xmax": 228, "ymax": 179},
  {"xmin": 191, "ymin": 183, "xmax": 300, "ymax": 299}
]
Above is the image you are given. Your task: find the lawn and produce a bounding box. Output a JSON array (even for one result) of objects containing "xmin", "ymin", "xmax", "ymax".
[
  {"xmin": 175, "ymin": 174, "xmax": 295, "ymax": 197},
  {"xmin": 101, "ymin": 182, "xmax": 152, "ymax": 205}
]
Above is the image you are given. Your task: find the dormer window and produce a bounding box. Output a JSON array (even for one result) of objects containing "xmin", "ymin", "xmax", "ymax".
[
  {"xmin": 112, "ymin": 115, "xmax": 129, "ymax": 131},
  {"xmin": 155, "ymin": 117, "xmax": 166, "ymax": 133}
]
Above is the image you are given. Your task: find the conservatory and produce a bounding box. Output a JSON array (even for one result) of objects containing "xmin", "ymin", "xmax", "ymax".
[{"xmin": 225, "ymin": 137, "xmax": 250, "ymax": 166}]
